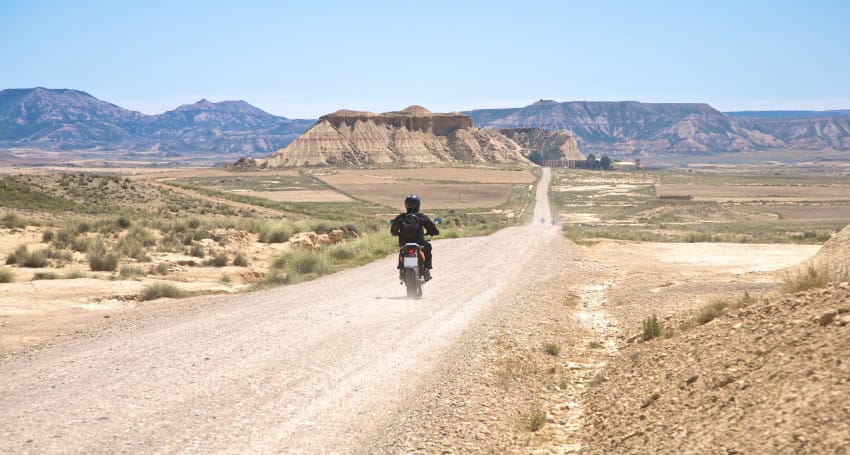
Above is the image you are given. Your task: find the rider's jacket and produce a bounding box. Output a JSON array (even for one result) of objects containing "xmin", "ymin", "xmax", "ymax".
[{"xmin": 390, "ymin": 211, "xmax": 439, "ymax": 245}]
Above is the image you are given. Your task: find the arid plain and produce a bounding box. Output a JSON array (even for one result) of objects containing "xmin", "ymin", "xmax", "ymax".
[{"xmin": 1, "ymin": 163, "xmax": 849, "ymax": 453}]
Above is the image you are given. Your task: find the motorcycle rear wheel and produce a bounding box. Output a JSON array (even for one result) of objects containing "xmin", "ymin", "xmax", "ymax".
[{"xmin": 404, "ymin": 268, "xmax": 421, "ymax": 298}]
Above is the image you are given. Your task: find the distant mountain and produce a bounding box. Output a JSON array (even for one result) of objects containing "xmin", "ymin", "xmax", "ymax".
[
  {"xmin": 726, "ymin": 110, "xmax": 850, "ymax": 119},
  {"xmin": 466, "ymin": 100, "xmax": 850, "ymax": 155},
  {"xmin": 0, "ymin": 88, "xmax": 314, "ymax": 156}
]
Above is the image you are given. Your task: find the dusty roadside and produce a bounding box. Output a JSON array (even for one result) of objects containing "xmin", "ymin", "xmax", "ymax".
[{"xmin": 372, "ymin": 237, "xmax": 820, "ymax": 453}]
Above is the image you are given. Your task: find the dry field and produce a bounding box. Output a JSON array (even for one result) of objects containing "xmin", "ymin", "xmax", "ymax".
[
  {"xmin": 656, "ymin": 183, "xmax": 850, "ymax": 201},
  {"xmin": 552, "ymin": 168, "xmax": 850, "ymax": 244},
  {"xmin": 318, "ymin": 167, "xmax": 536, "ymax": 210},
  {"xmin": 316, "ymin": 167, "xmax": 536, "ymax": 184}
]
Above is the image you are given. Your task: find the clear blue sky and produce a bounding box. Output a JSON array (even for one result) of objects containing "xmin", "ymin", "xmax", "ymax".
[{"xmin": 2, "ymin": 0, "xmax": 848, "ymax": 118}]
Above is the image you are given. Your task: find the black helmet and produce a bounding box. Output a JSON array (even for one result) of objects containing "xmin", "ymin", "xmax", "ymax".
[{"xmin": 404, "ymin": 194, "xmax": 420, "ymax": 212}]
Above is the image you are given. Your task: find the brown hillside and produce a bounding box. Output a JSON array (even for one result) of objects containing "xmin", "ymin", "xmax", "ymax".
[
  {"xmin": 579, "ymin": 281, "xmax": 850, "ymax": 453},
  {"xmin": 262, "ymin": 107, "xmax": 530, "ymax": 167}
]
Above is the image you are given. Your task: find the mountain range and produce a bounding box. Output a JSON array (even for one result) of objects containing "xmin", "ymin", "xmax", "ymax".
[
  {"xmin": 464, "ymin": 100, "xmax": 850, "ymax": 156},
  {"xmin": 0, "ymin": 87, "xmax": 313, "ymax": 157},
  {"xmin": 1, "ymin": 88, "xmax": 849, "ymax": 162}
]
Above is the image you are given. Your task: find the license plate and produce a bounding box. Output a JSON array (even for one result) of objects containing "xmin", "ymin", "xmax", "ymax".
[{"xmin": 403, "ymin": 257, "xmax": 419, "ymax": 268}]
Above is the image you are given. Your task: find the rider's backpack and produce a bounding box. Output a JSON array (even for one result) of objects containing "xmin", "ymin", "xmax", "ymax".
[{"xmin": 400, "ymin": 213, "xmax": 422, "ymax": 240}]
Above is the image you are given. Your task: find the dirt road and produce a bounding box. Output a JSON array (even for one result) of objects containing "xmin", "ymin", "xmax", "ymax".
[{"xmin": 0, "ymin": 170, "xmax": 561, "ymax": 453}]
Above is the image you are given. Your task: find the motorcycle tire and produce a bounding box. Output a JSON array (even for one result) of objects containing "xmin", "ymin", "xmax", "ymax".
[{"xmin": 404, "ymin": 268, "xmax": 421, "ymax": 298}]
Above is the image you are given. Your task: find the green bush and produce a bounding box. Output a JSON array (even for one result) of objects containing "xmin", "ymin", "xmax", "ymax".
[
  {"xmin": 782, "ymin": 263, "xmax": 848, "ymax": 293},
  {"xmin": 139, "ymin": 282, "xmax": 187, "ymax": 301},
  {"xmin": 258, "ymin": 225, "xmax": 290, "ymax": 243},
  {"xmin": 1, "ymin": 213, "xmax": 27, "ymax": 229},
  {"xmin": 119, "ymin": 265, "xmax": 147, "ymax": 278},
  {"xmin": 696, "ymin": 299, "xmax": 728, "ymax": 324},
  {"xmin": 211, "ymin": 252, "xmax": 229, "ymax": 267},
  {"xmin": 189, "ymin": 243, "xmax": 205, "ymax": 258},
  {"xmin": 87, "ymin": 239, "xmax": 119, "ymax": 272},
  {"xmin": 525, "ymin": 406, "xmax": 547, "ymax": 432},
  {"xmin": 32, "ymin": 272, "xmax": 59, "ymax": 280},
  {"xmin": 0, "ymin": 267, "xmax": 13, "ymax": 283},
  {"xmin": 232, "ymin": 251, "xmax": 248, "ymax": 267},
  {"xmin": 6, "ymin": 245, "xmax": 49, "ymax": 267},
  {"xmin": 642, "ymin": 314, "xmax": 661, "ymax": 341}
]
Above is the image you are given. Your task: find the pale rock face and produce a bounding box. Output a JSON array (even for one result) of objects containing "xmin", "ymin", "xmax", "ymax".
[{"xmin": 264, "ymin": 108, "xmax": 531, "ymax": 167}]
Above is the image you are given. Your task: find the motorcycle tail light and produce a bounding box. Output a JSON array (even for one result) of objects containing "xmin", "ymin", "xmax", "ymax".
[{"xmin": 406, "ymin": 247, "xmax": 416, "ymax": 256}]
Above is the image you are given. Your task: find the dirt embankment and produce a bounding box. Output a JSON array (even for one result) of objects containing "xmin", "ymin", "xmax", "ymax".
[
  {"xmin": 579, "ymin": 282, "xmax": 850, "ymax": 454},
  {"xmin": 576, "ymin": 227, "xmax": 850, "ymax": 454}
]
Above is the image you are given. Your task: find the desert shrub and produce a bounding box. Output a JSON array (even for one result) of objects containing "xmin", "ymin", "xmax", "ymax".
[
  {"xmin": 116, "ymin": 227, "xmax": 155, "ymax": 261},
  {"xmin": 543, "ymin": 342, "xmax": 561, "ymax": 356},
  {"xmin": 327, "ymin": 243, "xmax": 355, "ymax": 261},
  {"xmin": 258, "ymin": 224, "xmax": 290, "ymax": 243},
  {"xmin": 524, "ymin": 405, "xmax": 547, "ymax": 432},
  {"xmin": 287, "ymin": 250, "xmax": 329, "ymax": 275},
  {"xmin": 232, "ymin": 251, "xmax": 248, "ymax": 267},
  {"xmin": 119, "ymin": 265, "xmax": 147, "ymax": 278},
  {"xmin": 1, "ymin": 213, "xmax": 27, "ymax": 229},
  {"xmin": 313, "ymin": 222, "xmax": 332, "ymax": 234},
  {"xmin": 6, "ymin": 245, "xmax": 26, "ymax": 264},
  {"xmin": 153, "ymin": 262, "xmax": 169, "ymax": 275},
  {"xmin": 642, "ymin": 314, "xmax": 661, "ymax": 341},
  {"xmin": 6, "ymin": 245, "xmax": 48, "ymax": 267},
  {"xmin": 139, "ymin": 282, "xmax": 187, "ymax": 301},
  {"xmin": 32, "ymin": 272, "xmax": 59, "ymax": 280},
  {"xmin": 589, "ymin": 372, "xmax": 608, "ymax": 386},
  {"xmin": 188, "ymin": 218, "xmax": 202, "ymax": 229},
  {"xmin": 211, "ymin": 251, "xmax": 229, "ymax": 267},
  {"xmin": 45, "ymin": 248, "xmax": 73, "ymax": 262},
  {"xmin": 41, "ymin": 230, "xmax": 55, "ymax": 242},
  {"xmin": 0, "ymin": 267, "xmax": 13, "ymax": 283},
  {"xmin": 782, "ymin": 263, "xmax": 848, "ymax": 293},
  {"xmin": 189, "ymin": 243, "xmax": 205, "ymax": 258},
  {"xmin": 271, "ymin": 249, "xmax": 329, "ymax": 283},
  {"xmin": 87, "ymin": 239, "xmax": 119, "ymax": 272},
  {"xmin": 251, "ymin": 269, "xmax": 290, "ymax": 290},
  {"xmin": 63, "ymin": 269, "xmax": 86, "ymax": 279},
  {"xmin": 696, "ymin": 299, "xmax": 728, "ymax": 324},
  {"xmin": 219, "ymin": 273, "xmax": 231, "ymax": 285},
  {"xmin": 117, "ymin": 216, "xmax": 131, "ymax": 228}
]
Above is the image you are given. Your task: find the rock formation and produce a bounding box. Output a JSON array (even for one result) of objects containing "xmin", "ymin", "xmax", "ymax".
[
  {"xmin": 499, "ymin": 128, "xmax": 585, "ymax": 161},
  {"xmin": 262, "ymin": 106, "xmax": 530, "ymax": 167}
]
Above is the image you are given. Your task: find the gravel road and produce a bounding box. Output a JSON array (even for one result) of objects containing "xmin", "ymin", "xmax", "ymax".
[{"xmin": 0, "ymin": 169, "xmax": 559, "ymax": 453}]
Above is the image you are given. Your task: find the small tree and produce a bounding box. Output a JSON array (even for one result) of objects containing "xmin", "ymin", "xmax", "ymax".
[
  {"xmin": 600, "ymin": 155, "xmax": 612, "ymax": 170},
  {"xmin": 586, "ymin": 154, "xmax": 597, "ymax": 169}
]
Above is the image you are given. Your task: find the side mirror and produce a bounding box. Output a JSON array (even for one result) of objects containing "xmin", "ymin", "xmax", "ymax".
[{"xmin": 434, "ymin": 217, "xmax": 442, "ymax": 224}]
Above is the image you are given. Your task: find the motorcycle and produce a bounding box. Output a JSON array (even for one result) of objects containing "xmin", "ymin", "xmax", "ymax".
[{"xmin": 395, "ymin": 217, "xmax": 440, "ymax": 298}]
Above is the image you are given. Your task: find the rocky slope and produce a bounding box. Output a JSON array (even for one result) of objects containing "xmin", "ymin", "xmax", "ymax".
[
  {"xmin": 577, "ymin": 239, "xmax": 850, "ymax": 453},
  {"xmin": 735, "ymin": 116, "xmax": 850, "ymax": 151},
  {"xmin": 466, "ymin": 100, "xmax": 850, "ymax": 156},
  {"xmin": 499, "ymin": 127, "xmax": 584, "ymax": 161},
  {"xmin": 262, "ymin": 106, "xmax": 532, "ymax": 167},
  {"xmin": 0, "ymin": 88, "xmax": 313, "ymax": 155}
]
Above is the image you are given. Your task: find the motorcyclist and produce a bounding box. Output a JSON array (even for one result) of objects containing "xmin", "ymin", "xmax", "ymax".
[{"xmin": 391, "ymin": 194, "xmax": 439, "ymax": 281}]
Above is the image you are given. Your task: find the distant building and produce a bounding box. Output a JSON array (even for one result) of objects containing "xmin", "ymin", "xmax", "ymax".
[{"xmin": 542, "ymin": 159, "xmax": 579, "ymax": 168}]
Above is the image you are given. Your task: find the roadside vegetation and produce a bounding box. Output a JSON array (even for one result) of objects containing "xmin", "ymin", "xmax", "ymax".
[{"xmin": 0, "ymin": 168, "xmax": 537, "ymax": 295}]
